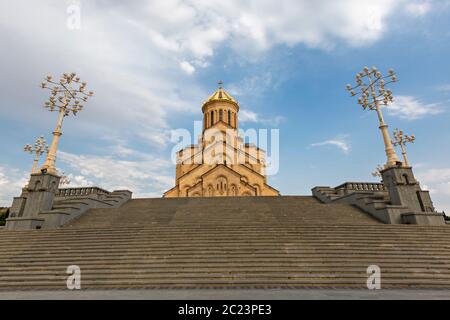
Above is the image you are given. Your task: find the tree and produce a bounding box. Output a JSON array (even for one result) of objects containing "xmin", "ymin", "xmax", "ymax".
[{"xmin": 0, "ymin": 208, "xmax": 10, "ymax": 226}]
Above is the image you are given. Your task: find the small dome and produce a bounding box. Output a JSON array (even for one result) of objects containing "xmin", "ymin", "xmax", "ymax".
[{"xmin": 202, "ymin": 82, "xmax": 239, "ymax": 112}]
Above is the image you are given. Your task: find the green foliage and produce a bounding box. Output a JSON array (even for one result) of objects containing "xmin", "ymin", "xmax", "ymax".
[{"xmin": 0, "ymin": 208, "xmax": 9, "ymax": 226}]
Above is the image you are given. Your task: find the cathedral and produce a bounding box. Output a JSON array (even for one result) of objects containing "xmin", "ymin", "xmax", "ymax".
[
  {"xmin": 2, "ymin": 73, "xmax": 448, "ymax": 292},
  {"xmin": 163, "ymin": 84, "xmax": 279, "ymax": 197}
]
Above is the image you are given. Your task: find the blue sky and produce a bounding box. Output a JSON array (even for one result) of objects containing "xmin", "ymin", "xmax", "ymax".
[{"xmin": 0, "ymin": 0, "xmax": 449, "ymax": 212}]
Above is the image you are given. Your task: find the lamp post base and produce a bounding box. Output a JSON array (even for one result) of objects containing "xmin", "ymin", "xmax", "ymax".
[{"xmin": 5, "ymin": 172, "xmax": 61, "ymax": 230}]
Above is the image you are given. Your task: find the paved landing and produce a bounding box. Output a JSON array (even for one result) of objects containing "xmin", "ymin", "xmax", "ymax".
[{"xmin": 1, "ymin": 289, "xmax": 450, "ymax": 300}]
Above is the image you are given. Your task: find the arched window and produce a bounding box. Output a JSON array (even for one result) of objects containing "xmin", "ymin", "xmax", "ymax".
[
  {"xmin": 219, "ymin": 109, "xmax": 223, "ymax": 121},
  {"xmin": 228, "ymin": 110, "xmax": 231, "ymax": 125},
  {"xmin": 233, "ymin": 113, "xmax": 237, "ymax": 127},
  {"xmin": 216, "ymin": 176, "xmax": 227, "ymax": 195},
  {"xmin": 210, "ymin": 111, "xmax": 214, "ymax": 126},
  {"xmin": 207, "ymin": 185, "xmax": 214, "ymax": 197}
]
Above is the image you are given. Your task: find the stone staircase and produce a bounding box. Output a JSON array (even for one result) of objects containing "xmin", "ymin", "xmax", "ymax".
[
  {"xmin": 313, "ymin": 186, "xmax": 403, "ymax": 222},
  {"xmin": 1, "ymin": 196, "xmax": 450, "ymax": 290},
  {"xmin": 312, "ymin": 184, "xmax": 445, "ymax": 225},
  {"xmin": 41, "ymin": 189, "xmax": 132, "ymax": 226},
  {"xmin": 65, "ymin": 196, "xmax": 378, "ymax": 228},
  {"xmin": 6, "ymin": 188, "xmax": 132, "ymax": 230}
]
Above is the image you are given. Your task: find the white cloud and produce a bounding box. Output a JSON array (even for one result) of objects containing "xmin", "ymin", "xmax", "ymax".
[
  {"xmin": 64, "ymin": 174, "xmax": 94, "ymax": 188},
  {"xmin": 437, "ymin": 84, "xmax": 450, "ymax": 92},
  {"xmin": 228, "ymin": 72, "xmax": 279, "ymax": 97},
  {"xmin": 58, "ymin": 151, "xmax": 174, "ymax": 198},
  {"xmin": 310, "ymin": 135, "xmax": 351, "ymax": 154},
  {"xmin": 406, "ymin": 1, "xmax": 432, "ymax": 17},
  {"xmin": 0, "ymin": 0, "xmax": 414, "ymax": 150},
  {"xmin": 239, "ymin": 110, "xmax": 284, "ymax": 126},
  {"xmin": 179, "ymin": 61, "xmax": 196, "ymax": 75},
  {"xmin": 0, "ymin": 167, "xmax": 29, "ymax": 206},
  {"xmin": 239, "ymin": 110, "xmax": 259, "ymax": 123},
  {"xmin": 416, "ymin": 167, "xmax": 450, "ymax": 213},
  {"xmin": 387, "ymin": 95, "xmax": 444, "ymax": 120},
  {"xmin": 204, "ymin": 0, "xmax": 406, "ymax": 50},
  {"xmin": 111, "ymin": 145, "xmax": 139, "ymax": 157},
  {"xmin": 0, "ymin": 0, "xmax": 433, "ymax": 204},
  {"xmin": 416, "ymin": 168, "xmax": 450, "ymax": 196}
]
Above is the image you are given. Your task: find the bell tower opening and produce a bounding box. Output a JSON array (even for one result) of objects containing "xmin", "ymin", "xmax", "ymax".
[{"xmin": 202, "ymin": 81, "xmax": 239, "ymax": 132}]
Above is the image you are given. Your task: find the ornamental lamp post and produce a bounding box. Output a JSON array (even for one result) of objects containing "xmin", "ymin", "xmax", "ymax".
[
  {"xmin": 392, "ymin": 128, "xmax": 415, "ymax": 167},
  {"xmin": 371, "ymin": 164, "xmax": 385, "ymax": 178},
  {"xmin": 346, "ymin": 66, "xmax": 401, "ymax": 168},
  {"xmin": 24, "ymin": 136, "xmax": 49, "ymax": 174},
  {"xmin": 39, "ymin": 72, "xmax": 93, "ymax": 175},
  {"xmin": 57, "ymin": 170, "xmax": 71, "ymax": 187}
]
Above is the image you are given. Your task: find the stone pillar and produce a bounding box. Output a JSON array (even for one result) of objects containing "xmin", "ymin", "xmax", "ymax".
[
  {"xmin": 381, "ymin": 165, "xmax": 432, "ymax": 212},
  {"xmin": 381, "ymin": 164, "xmax": 444, "ymax": 225},
  {"xmin": 6, "ymin": 172, "xmax": 60, "ymax": 230},
  {"xmin": 8, "ymin": 187, "xmax": 29, "ymax": 219}
]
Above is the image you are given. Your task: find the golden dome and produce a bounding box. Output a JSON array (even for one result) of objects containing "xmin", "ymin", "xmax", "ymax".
[{"xmin": 202, "ymin": 82, "xmax": 239, "ymax": 112}]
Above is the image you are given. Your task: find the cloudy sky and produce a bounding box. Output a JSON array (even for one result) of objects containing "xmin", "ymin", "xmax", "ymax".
[{"xmin": 0, "ymin": 0, "xmax": 449, "ymax": 213}]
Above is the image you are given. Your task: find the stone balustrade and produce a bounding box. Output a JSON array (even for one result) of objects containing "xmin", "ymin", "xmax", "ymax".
[
  {"xmin": 55, "ymin": 187, "xmax": 111, "ymax": 198},
  {"xmin": 335, "ymin": 182, "xmax": 386, "ymax": 194}
]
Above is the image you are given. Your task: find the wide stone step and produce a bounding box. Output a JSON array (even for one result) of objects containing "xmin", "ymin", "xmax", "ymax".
[
  {"xmin": 3, "ymin": 278, "xmax": 450, "ymax": 290},
  {"xmin": 1, "ymin": 265, "xmax": 447, "ymax": 273},
  {"xmin": 2, "ymin": 240, "xmax": 448, "ymax": 250},
  {"xmin": 2, "ymin": 241, "xmax": 448, "ymax": 249},
  {"xmin": 2, "ymin": 231, "xmax": 449, "ymax": 241},
  {"xmin": 1, "ymin": 196, "xmax": 449, "ymax": 289},
  {"xmin": 2, "ymin": 252, "xmax": 448, "ymax": 261},
  {"xmin": 2, "ymin": 223, "xmax": 449, "ymax": 232},
  {"xmin": 4, "ymin": 272, "xmax": 450, "ymax": 282},
  {"xmin": 3, "ymin": 255, "xmax": 450, "ymax": 265},
  {"xmin": 2, "ymin": 229, "xmax": 448, "ymax": 237}
]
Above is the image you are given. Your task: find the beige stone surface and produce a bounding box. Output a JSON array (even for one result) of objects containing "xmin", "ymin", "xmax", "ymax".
[{"xmin": 164, "ymin": 86, "xmax": 279, "ymax": 197}]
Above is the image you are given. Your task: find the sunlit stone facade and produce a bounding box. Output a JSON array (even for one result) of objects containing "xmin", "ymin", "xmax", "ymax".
[{"xmin": 164, "ymin": 85, "xmax": 279, "ymax": 197}]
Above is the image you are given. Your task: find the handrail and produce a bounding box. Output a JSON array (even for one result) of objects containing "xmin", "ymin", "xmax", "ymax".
[
  {"xmin": 335, "ymin": 182, "xmax": 386, "ymax": 192},
  {"xmin": 55, "ymin": 187, "xmax": 110, "ymax": 198}
]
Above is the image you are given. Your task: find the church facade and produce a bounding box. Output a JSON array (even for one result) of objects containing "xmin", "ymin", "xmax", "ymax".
[{"xmin": 164, "ymin": 84, "xmax": 279, "ymax": 197}]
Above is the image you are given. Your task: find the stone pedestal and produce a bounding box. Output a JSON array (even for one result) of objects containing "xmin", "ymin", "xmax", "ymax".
[
  {"xmin": 8, "ymin": 187, "xmax": 28, "ymax": 219},
  {"xmin": 402, "ymin": 212, "xmax": 446, "ymax": 225},
  {"xmin": 6, "ymin": 173, "xmax": 60, "ymax": 230},
  {"xmin": 381, "ymin": 165, "xmax": 434, "ymax": 211},
  {"xmin": 381, "ymin": 165, "xmax": 445, "ymax": 225}
]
